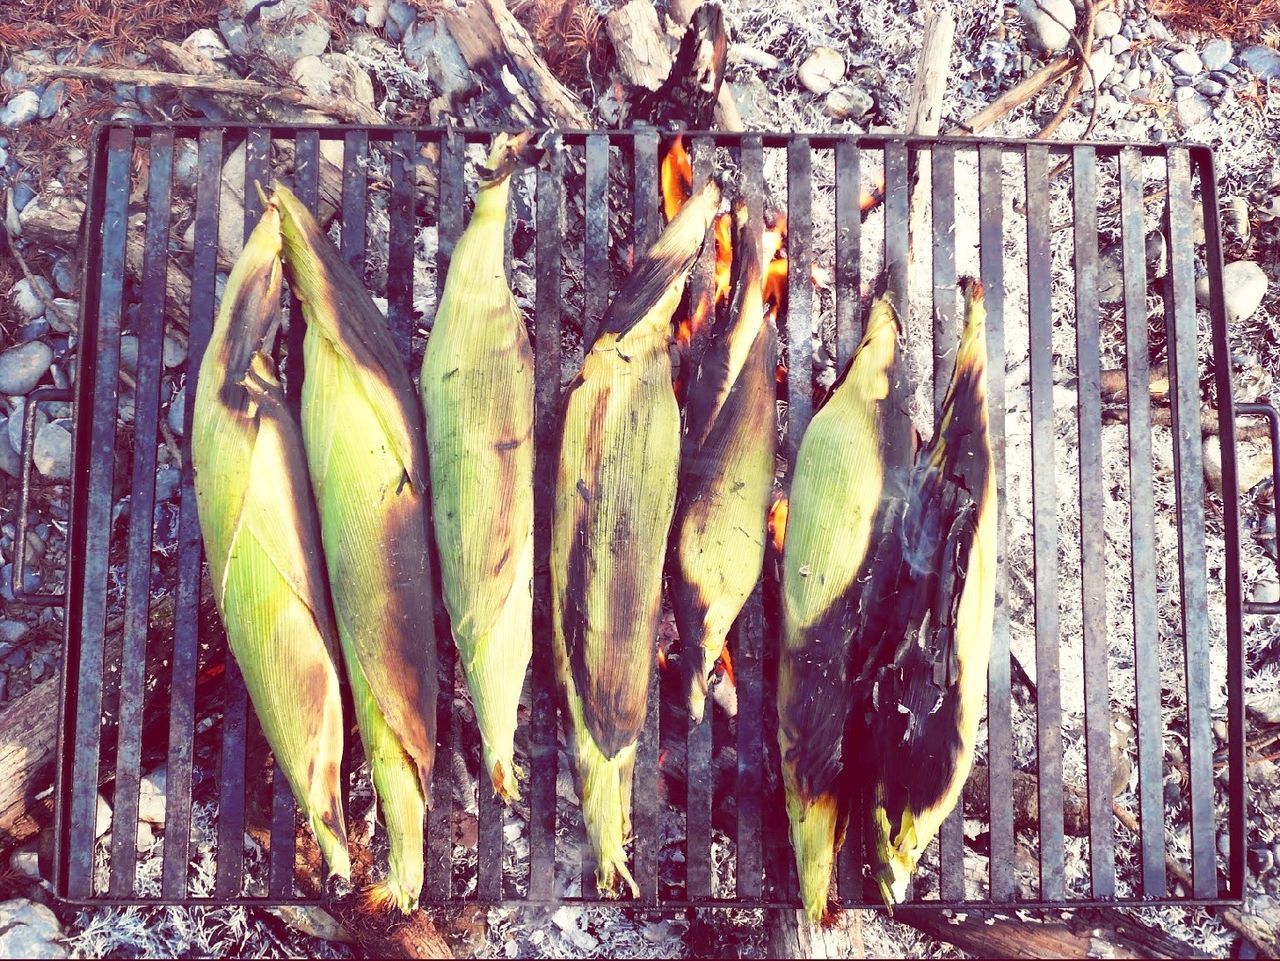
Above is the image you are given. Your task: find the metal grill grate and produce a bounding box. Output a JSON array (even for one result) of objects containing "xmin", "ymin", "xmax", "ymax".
[{"xmin": 32, "ymin": 122, "xmax": 1257, "ymax": 910}]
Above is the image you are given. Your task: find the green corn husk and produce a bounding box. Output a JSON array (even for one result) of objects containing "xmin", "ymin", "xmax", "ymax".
[
  {"xmin": 779, "ymin": 295, "xmax": 902, "ymax": 921},
  {"xmin": 671, "ymin": 200, "xmax": 778, "ymax": 724},
  {"xmin": 191, "ymin": 206, "xmax": 350, "ymax": 881},
  {"xmin": 862, "ymin": 278, "xmax": 996, "ymax": 909},
  {"xmin": 552, "ymin": 179, "xmax": 722, "ymax": 896},
  {"xmin": 274, "ymin": 185, "xmax": 438, "ymax": 915},
  {"xmin": 420, "ymin": 135, "xmax": 533, "ymax": 803}
]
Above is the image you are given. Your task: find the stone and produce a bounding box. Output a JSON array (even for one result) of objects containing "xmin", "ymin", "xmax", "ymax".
[
  {"xmin": 96, "ymin": 793, "xmax": 112, "ymax": 837},
  {"xmin": 402, "ymin": 19, "xmax": 474, "ymax": 101},
  {"xmin": 167, "ymin": 391, "xmax": 186, "ymax": 436},
  {"xmin": 1196, "ymin": 260, "xmax": 1267, "ymax": 323},
  {"xmin": 1200, "ymin": 38, "xmax": 1233, "ymax": 72},
  {"xmin": 823, "ymin": 85, "xmax": 873, "ymax": 121},
  {"xmin": 1096, "ymin": 247, "xmax": 1125, "ymax": 304},
  {"xmin": 182, "ymin": 27, "xmax": 229, "ymax": 61},
  {"xmin": 37, "ymin": 81, "xmax": 67, "ymax": 120},
  {"xmin": 1170, "ymin": 49, "xmax": 1202, "ymax": 77},
  {"xmin": 1111, "ymin": 34, "xmax": 1130, "ymax": 56},
  {"xmin": 0, "ymin": 91, "xmax": 40, "ymax": 128},
  {"xmin": 0, "ymin": 899, "xmax": 68, "ymax": 959},
  {"xmin": 33, "ymin": 422, "xmax": 70, "ymax": 480},
  {"xmin": 138, "ymin": 767, "xmax": 167, "ymax": 824},
  {"xmin": 1249, "ymin": 690, "xmax": 1280, "ymax": 723},
  {"xmin": 154, "ymin": 466, "xmax": 181, "ymax": 503},
  {"xmin": 1085, "ymin": 49, "xmax": 1115, "ymax": 89},
  {"xmin": 10, "ymin": 276, "xmax": 51, "ymax": 321},
  {"xmin": 729, "ymin": 43, "xmax": 780, "ymax": 71},
  {"xmin": 1122, "ymin": 67, "xmax": 1142, "ymax": 91},
  {"xmin": 1093, "ymin": 9, "xmax": 1122, "ymax": 39},
  {"xmin": 0, "ymin": 620, "xmax": 27, "ymax": 644},
  {"xmin": 46, "ymin": 300, "xmax": 76, "ymax": 334},
  {"xmin": 1175, "ymin": 91, "xmax": 1212, "ymax": 127},
  {"xmin": 385, "ymin": 0, "xmax": 418, "ymax": 41},
  {"xmin": 0, "ymin": 341, "xmax": 53, "ymax": 395},
  {"xmin": 1241, "ymin": 45, "xmax": 1280, "ymax": 80},
  {"xmin": 51, "ymin": 256, "xmax": 75, "ymax": 295},
  {"xmin": 1017, "ymin": 0, "xmax": 1076, "ymax": 54},
  {"xmin": 17, "ymin": 320, "xmax": 50, "ymax": 343},
  {"xmin": 290, "ymin": 52, "xmax": 374, "ymax": 106},
  {"xmin": 1222, "ymin": 196, "xmax": 1250, "ymax": 244},
  {"xmin": 0, "ymin": 419, "xmax": 18, "ymax": 478},
  {"xmin": 797, "ymin": 46, "xmax": 845, "ymax": 95},
  {"xmin": 118, "ymin": 334, "xmax": 139, "ymax": 375},
  {"xmin": 1196, "ymin": 78, "xmax": 1225, "ymax": 97},
  {"xmin": 174, "ymin": 139, "xmax": 200, "ymax": 189},
  {"xmin": 219, "ymin": 0, "xmax": 330, "ymax": 64},
  {"xmin": 162, "ymin": 333, "xmax": 186, "ymax": 368},
  {"xmin": 8, "ymin": 844, "xmax": 39, "ymax": 880},
  {"xmin": 1147, "ymin": 17, "xmax": 1170, "ymax": 42}
]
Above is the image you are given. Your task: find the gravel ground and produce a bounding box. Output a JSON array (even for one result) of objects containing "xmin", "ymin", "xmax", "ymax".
[{"xmin": 2, "ymin": 0, "xmax": 1280, "ymax": 956}]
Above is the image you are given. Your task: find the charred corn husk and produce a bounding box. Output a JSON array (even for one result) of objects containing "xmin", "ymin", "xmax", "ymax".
[
  {"xmin": 274, "ymin": 185, "xmax": 438, "ymax": 914},
  {"xmin": 671, "ymin": 201, "xmax": 777, "ymax": 723},
  {"xmin": 192, "ymin": 207, "xmax": 350, "ymax": 881},
  {"xmin": 861, "ymin": 278, "xmax": 996, "ymax": 909},
  {"xmin": 420, "ymin": 135, "xmax": 533, "ymax": 803},
  {"xmin": 552, "ymin": 179, "xmax": 722, "ymax": 896},
  {"xmin": 778, "ymin": 296, "xmax": 903, "ymax": 921}
]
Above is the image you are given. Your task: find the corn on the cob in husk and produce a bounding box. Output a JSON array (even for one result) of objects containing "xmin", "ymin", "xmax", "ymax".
[
  {"xmin": 420, "ymin": 135, "xmax": 533, "ymax": 803},
  {"xmin": 274, "ymin": 185, "xmax": 437, "ymax": 914},
  {"xmin": 859, "ymin": 278, "xmax": 996, "ymax": 909},
  {"xmin": 552, "ymin": 179, "xmax": 722, "ymax": 896},
  {"xmin": 778, "ymin": 295, "xmax": 904, "ymax": 921},
  {"xmin": 192, "ymin": 206, "xmax": 351, "ymax": 881},
  {"xmin": 671, "ymin": 201, "xmax": 777, "ymax": 723}
]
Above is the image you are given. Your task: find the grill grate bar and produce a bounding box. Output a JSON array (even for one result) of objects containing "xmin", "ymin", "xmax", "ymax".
[
  {"xmin": 1119, "ymin": 146, "xmax": 1167, "ymax": 898},
  {"xmin": 1165, "ymin": 149, "xmax": 1217, "ymax": 898},
  {"xmin": 583, "ymin": 134, "xmax": 610, "ymax": 347},
  {"xmin": 109, "ymin": 129, "xmax": 174, "ymax": 899},
  {"xmin": 1025, "ymin": 143, "xmax": 1066, "ymax": 903},
  {"xmin": 978, "ymin": 141, "xmax": 1015, "ymax": 903},
  {"xmin": 162, "ymin": 127, "xmax": 222, "ymax": 899},
  {"xmin": 212, "ymin": 126, "xmax": 270, "ymax": 901},
  {"xmin": 785, "ymin": 138, "xmax": 814, "ymax": 460},
  {"xmin": 388, "ymin": 131, "xmax": 417, "ymax": 354},
  {"xmin": 932, "ymin": 141, "xmax": 967, "ymax": 904},
  {"xmin": 1073, "ymin": 145, "xmax": 1117, "ymax": 898},
  {"xmin": 1198, "ymin": 148, "xmax": 1248, "ymax": 900},
  {"xmin": 528, "ymin": 140, "xmax": 563, "ymax": 902},
  {"xmin": 632, "ymin": 127, "xmax": 662, "ymax": 907},
  {"xmin": 341, "ymin": 130, "xmax": 369, "ymax": 275}
]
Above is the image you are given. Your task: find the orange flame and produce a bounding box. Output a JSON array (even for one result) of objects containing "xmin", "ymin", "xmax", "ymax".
[
  {"xmin": 717, "ymin": 648, "xmax": 735, "ymax": 688},
  {"xmin": 768, "ymin": 494, "xmax": 789, "ymax": 552},
  {"xmin": 861, "ymin": 171, "xmax": 886, "ymax": 214},
  {"xmin": 762, "ymin": 212, "xmax": 788, "ymax": 322},
  {"xmin": 661, "ymin": 135, "xmax": 693, "ymax": 224}
]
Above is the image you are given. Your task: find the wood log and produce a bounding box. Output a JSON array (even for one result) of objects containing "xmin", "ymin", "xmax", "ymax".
[
  {"xmin": 668, "ymin": 0, "xmax": 743, "ymax": 130},
  {"xmin": 896, "ymin": 906, "xmax": 1210, "ymax": 959},
  {"xmin": 632, "ymin": 2, "xmax": 728, "ymax": 130},
  {"xmin": 766, "ymin": 908, "xmax": 864, "ymax": 960},
  {"xmin": 439, "ymin": 0, "xmax": 590, "ymax": 128},
  {"xmin": 605, "ymin": 0, "xmax": 675, "ymax": 93},
  {"xmin": 0, "ymin": 676, "xmax": 58, "ymax": 849},
  {"xmin": 948, "ymin": 55, "xmax": 1076, "ymax": 136}
]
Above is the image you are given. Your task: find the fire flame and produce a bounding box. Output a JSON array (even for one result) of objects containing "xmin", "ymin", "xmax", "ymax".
[
  {"xmin": 768, "ymin": 494, "xmax": 789, "ymax": 552},
  {"xmin": 661, "ymin": 135, "xmax": 694, "ymax": 223}
]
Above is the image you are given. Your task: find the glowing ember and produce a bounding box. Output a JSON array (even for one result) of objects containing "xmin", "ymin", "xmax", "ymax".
[
  {"xmin": 768, "ymin": 494, "xmax": 789, "ymax": 552},
  {"xmin": 717, "ymin": 648, "xmax": 735, "ymax": 687},
  {"xmin": 660, "ymin": 135, "xmax": 693, "ymax": 223},
  {"xmin": 861, "ymin": 171, "xmax": 886, "ymax": 214}
]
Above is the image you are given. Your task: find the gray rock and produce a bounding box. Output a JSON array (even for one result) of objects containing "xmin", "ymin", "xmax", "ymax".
[
  {"xmin": 10, "ymin": 276, "xmax": 51, "ymax": 321},
  {"xmin": 8, "ymin": 845, "xmax": 39, "ymax": 880},
  {"xmin": 163, "ymin": 333, "xmax": 186, "ymax": 368},
  {"xmin": 1175, "ymin": 91, "xmax": 1212, "ymax": 127},
  {"xmin": 219, "ymin": 0, "xmax": 330, "ymax": 64},
  {"xmin": 1200, "ymin": 38, "xmax": 1233, "ymax": 72},
  {"xmin": 154, "ymin": 466, "xmax": 181, "ymax": 502},
  {"xmin": 173, "ymin": 139, "xmax": 200, "ymax": 189},
  {"xmin": 1096, "ymin": 247, "xmax": 1125, "ymax": 304},
  {"xmin": 1086, "ymin": 49, "xmax": 1115, "ymax": 89},
  {"xmin": 33, "ymin": 422, "xmax": 71, "ymax": 480},
  {"xmin": 1222, "ymin": 196, "xmax": 1250, "ymax": 244},
  {"xmin": 1093, "ymin": 9, "xmax": 1122, "ymax": 39},
  {"xmin": 1196, "ymin": 260, "xmax": 1268, "ymax": 323},
  {"xmin": 11, "ymin": 182, "xmax": 34, "ymax": 213},
  {"xmin": 403, "ymin": 20, "xmax": 474, "ymax": 100},
  {"xmin": 385, "ymin": 0, "xmax": 418, "ymax": 41},
  {"xmin": 0, "ymin": 419, "xmax": 18, "ymax": 478},
  {"xmin": 0, "ymin": 91, "xmax": 40, "ymax": 128},
  {"xmin": 0, "ymin": 341, "xmax": 53, "ymax": 395},
  {"xmin": 1242, "ymin": 45, "xmax": 1280, "ymax": 80},
  {"xmin": 138, "ymin": 767, "xmax": 167, "ymax": 824},
  {"xmin": 51, "ymin": 255, "xmax": 76, "ymax": 295},
  {"xmin": 1111, "ymin": 34, "xmax": 1130, "ymax": 56},
  {"xmin": 823, "ymin": 85, "xmax": 873, "ymax": 121},
  {"xmin": 167, "ymin": 391, "xmax": 186, "ymax": 436},
  {"xmin": 37, "ymin": 81, "xmax": 67, "ymax": 119},
  {"xmin": 1122, "ymin": 67, "xmax": 1142, "ymax": 91},
  {"xmin": 0, "ymin": 620, "xmax": 30, "ymax": 644},
  {"xmin": 0, "ymin": 899, "xmax": 67, "ymax": 959},
  {"xmin": 7, "ymin": 398, "xmax": 44, "ymax": 454},
  {"xmin": 46, "ymin": 299, "xmax": 76, "ymax": 333},
  {"xmin": 1017, "ymin": 0, "xmax": 1076, "ymax": 54},
  {"xmin": 1173, "ymin": 74, "xmax": 1194, "ymax": 88},
  {"xmin": 1196, "ymin": 78, "xmax": 1225, "ymax": 97},
  {"xmin": 118, "ymin": 334, "xmax": 139, "ymax": 375},
  {"xmin": 1147, "ymin": 18, "xmax": 1170, "ymax": 42},
  {"xmin": 182, "ymin": 27, "xmax": 228, "ymax": 61},
  {"xmin": 1249, "ymin": 690, "xmax": 1280, "ymax": 723},
  {"xmin": 1170, "ymin": 49, "xmax": 1202, "ymax": 77},
  {"xmin": 797, "ymin": 47, "xmax": 845, "ymax": 95},
  {"xmin": 290, "ymin": 53, "xmax": 374, "ymax": 106}
]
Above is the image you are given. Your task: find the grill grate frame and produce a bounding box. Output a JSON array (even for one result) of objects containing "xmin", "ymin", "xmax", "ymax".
[{"xmin": 42, "ymin": 122, "xmax": 1253, "ymax": 911}]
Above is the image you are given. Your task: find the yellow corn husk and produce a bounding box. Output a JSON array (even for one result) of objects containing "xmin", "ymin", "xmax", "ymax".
[
  {"xmin": 191, "ymin": 207, "xmax": 350, "ymax": 881},
  {"xmin": 864, "ymin": 278, "xmax": 996, "ymax": 909},
  {"xmin": 420, "ymin": 135, "xmax": 533, "ymax": 803},
  {"xmin": 671, "ymin": 201, "xmax": 777, "ymax": 723},
  {"xmin": 552, "ymin": 179, "xmax": 722, "ymax": 896},
  {"xmin": 273, "ymin": 185, "xmax": 437, "ymax": 914},
  {"xmin": 779, "ymin": 295, "xmax": 902, "ymax": 921}
]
